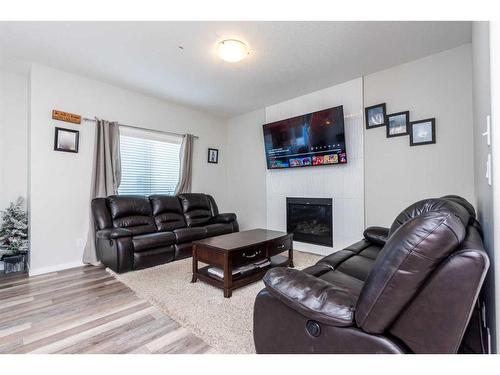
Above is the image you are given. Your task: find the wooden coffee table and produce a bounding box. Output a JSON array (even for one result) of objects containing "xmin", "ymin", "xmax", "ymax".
[{"xmin": 191, "ymin": 228, "xmax": 293, "ymax": 298}]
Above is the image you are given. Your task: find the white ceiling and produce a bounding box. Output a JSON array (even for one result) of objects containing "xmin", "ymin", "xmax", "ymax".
[{"xmin": 0, "ymin": 21, "xmax": 471, "ymax": 118}]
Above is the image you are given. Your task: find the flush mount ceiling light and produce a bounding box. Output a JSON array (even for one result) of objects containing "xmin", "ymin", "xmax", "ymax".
[{"xmin": 217, "ymin": 39, "xmax": 249, "ymax": 63}]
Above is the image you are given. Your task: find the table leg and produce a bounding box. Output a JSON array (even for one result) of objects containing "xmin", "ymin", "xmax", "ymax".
[
  {"xmin": 223, "ymin": 253, "xmax": 232, "ymax": 298},
  {"xmin": 191, "ymin": 245, "xmax": 198, "ymax": 283},
  {"xmin": 289, "ymin": 241, "xmax": 294, "ymax": 268}
]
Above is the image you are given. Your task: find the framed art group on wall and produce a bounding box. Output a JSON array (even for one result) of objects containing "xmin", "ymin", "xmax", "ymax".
[{"xmin": 365, "ymin": 102, "xmax": 436, "ymax": 146}]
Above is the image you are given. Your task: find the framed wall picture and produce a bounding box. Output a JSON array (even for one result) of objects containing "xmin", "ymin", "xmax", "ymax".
[
  {"xmin": 386, "ymin": 111, "xmax": 410, "ymax": 138},
  {"xmin": 410, "ymin": 118, "xmax": 436, "ymax": 146},
  {"xmin": 208, "ymin": 148, "xmax": 219, "ymax": 164},
  {"xmin": 54, "ymin": 127, "xmax": 79, "ymax": 153},
  {"xmin": 365, "ymin": 103, "xmax": 386, "ymax": 129}
]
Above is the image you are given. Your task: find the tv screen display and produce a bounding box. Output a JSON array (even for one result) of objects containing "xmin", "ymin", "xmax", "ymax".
[{"xmin": 263, "ymin": 106, "xmax": 347, "ymax": 170}]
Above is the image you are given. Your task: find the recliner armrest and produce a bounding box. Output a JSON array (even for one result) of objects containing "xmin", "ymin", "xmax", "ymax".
[
  {"xmin": 363, "ymin": 226, "xmax": 389, "ymax": 246},
  {"xmin": 263, "ymin": 268, "xmax": 356, "ymax": 327},
  {"xmin": 210, "ymin": 213, "xmax": 237, "ymax": 224},
  {"xmin": 96, "ymin": 228, "xmax": 132, "ymax": 240}
]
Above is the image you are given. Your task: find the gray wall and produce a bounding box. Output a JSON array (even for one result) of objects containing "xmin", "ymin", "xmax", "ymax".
[
  {"xmin": 473, "ymin": 21, "xmax": 496, "ymax": 353},
  {"xmin": 364, "ymin": 45, "xmax": 475, "ymax": 227},
  {"xmin": 226, "ymin": 109, "xmax": 268, "ymax": 231},
  {"xmin": 0, "ymin": 69, "xmax": 28, "ymax": 213}
]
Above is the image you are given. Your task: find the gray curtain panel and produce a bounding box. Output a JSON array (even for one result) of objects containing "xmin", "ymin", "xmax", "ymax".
[
  {"xmin": 175, "ymin": 133, "xmax": 194, "ymax": 194},
  {"xmin": 82, "ymin": 119, "xmax": 121, "ymax": 265}
]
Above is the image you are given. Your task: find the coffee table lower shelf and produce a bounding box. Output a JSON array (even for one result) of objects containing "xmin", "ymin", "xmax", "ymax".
[{"xmin": 193, "ymin": 254, "xmax": 291, "ymax": 297}]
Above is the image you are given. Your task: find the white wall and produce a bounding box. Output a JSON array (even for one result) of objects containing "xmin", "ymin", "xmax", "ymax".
[
  {"xmin": 226, "ymin": 109, "xmax": 267, "ymax": 230},
  {"xmin": 0, "ymin": 69, "xmax": 28, "ymax": 213},
  {"xmin": 364, "ymin": 45, "xmax": 475, "ymax": 227},
  {"xmin": 472, "ymin": 21, "xmax": 496, "ymax": 353},
  {"xmin": 29, "ymin": 64, "xmax": 228, "ymax": 275}
]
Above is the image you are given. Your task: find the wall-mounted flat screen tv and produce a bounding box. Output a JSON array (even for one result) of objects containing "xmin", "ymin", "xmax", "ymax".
[{"xmin": 263, "ymin": 105, "xmax": 347, "ymax": 170}]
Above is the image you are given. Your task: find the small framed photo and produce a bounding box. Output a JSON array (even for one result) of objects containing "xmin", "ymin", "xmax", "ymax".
[
  {"xmin": 208, "ymin": 148, "xmax": 219, "ymax": 164},
  {"xmin": 410, "ymin": 118, "xmax": 436, "ymax": 146},
  {"xmin": 386, "ymin": 111, "xmax": 410, "ymax": 138},
  {"xmin": 365, "ymin": 103, "xmax": 386, "ymax": 129},
  {"xmin": 54, "ymin": 127, "xmax": 79, "ymax": 153}
]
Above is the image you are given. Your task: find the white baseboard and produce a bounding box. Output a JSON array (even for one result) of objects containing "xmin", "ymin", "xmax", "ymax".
[{"xmin": 29, "ymin": 261, "xmax": 84, "ymax": 276}]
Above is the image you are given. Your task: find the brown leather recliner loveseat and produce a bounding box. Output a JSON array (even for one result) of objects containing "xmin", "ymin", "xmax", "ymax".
[{"xmin": 253, "ymin": 196, "xmax": 489, "ymax": 354}]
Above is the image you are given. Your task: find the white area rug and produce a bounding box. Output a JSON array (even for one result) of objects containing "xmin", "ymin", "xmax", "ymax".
[{"xmin": 111, "ymin": 250, "xmax": 321, "ymax": 354}]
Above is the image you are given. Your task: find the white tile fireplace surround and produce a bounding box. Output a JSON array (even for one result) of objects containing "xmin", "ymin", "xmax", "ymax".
[{"xmin": 265, "ymin": 77, "xmax": 364, "ymax": 256}]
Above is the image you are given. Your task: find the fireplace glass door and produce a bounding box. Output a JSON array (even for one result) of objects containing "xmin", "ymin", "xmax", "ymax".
[{"xmin": 286, "ymin": 197, "xmax": 333, "ymax": 247}]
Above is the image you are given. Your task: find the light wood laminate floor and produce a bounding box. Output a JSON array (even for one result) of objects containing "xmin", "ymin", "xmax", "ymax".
[{"xmin": 0, "ymin": 266, "xmax": 212, "ymax": 354}]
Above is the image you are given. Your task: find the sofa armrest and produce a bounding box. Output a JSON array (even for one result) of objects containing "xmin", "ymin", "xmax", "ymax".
[
  {"xmin": 363, "ymin": 226, "xmax": 389, "ymax": 246},
  {"xmin": 210, "ymin": 213, "xmax": 237, "ymax": 224},
  {"xmin": 262, "ymin": 268, "xmax": 356, "ymax": 327},
  {"xmin": 96, "ymin": 228, "xmax": 132, "ymax": 240}
]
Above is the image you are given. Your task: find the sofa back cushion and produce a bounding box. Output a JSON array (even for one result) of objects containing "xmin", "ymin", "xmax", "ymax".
[
  {"xmin": 178, "ymin": 193, "xmax": 213, "ymax": 227},
  {"xmin": 355, "ymin": 200, "xmax": 467, "ymax": 334},
  {"xmin": 149, "ymin": 195, "xmax": 186, "ymax": 232},
  {"xmin": 440, "ymin": 195, "xmax": 476, "ymax": 221},
  {"xmin": 107, "ymin": 195, "xmax": 156, "ymax": 235},
  {"xmin": 389, "ymin": 198, "xmax": 471, "ymax": 236}
]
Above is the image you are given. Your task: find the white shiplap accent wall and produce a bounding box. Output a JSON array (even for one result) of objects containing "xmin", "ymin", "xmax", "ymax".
[{"xmin": 265, "ymin": 78, "xmax": 364, "ymax": 255}]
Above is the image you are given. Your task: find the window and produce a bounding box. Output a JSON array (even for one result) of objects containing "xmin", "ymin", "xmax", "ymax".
[{"xmin": 118, "ymin": 127, "xmax": 182, "ymax": 196}]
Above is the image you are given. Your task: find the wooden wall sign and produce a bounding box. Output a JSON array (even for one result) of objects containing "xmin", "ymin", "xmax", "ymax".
[{"xmin": 52, "ymin": 110, "xmax": 81, "ymax": 124}]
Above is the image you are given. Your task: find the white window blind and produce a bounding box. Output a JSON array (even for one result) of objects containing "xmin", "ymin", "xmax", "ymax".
[{"xmin": 118, "ymin": 127, "xmax": 182, "ymax": 196}]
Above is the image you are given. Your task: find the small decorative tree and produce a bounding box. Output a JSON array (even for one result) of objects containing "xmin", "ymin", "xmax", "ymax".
[{"xmin": 0, "ymin": 197, "xmax": 28, "ymax": 254}]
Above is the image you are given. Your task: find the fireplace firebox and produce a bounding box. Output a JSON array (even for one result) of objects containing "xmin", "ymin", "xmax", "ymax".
[{"xmin": 286, "ymin": 197, "xmax": 333, "ymax": 247}]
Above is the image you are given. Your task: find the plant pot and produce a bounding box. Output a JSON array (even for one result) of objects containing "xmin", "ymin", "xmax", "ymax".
[{"xmin": 1, "ymin": 253, "xmax": 27, "ymax": 274}]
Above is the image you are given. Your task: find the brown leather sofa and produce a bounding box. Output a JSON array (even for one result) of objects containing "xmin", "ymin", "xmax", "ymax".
[
  {"xmin": 91, "ymin": 193, "xmax": 238, "ymax": 273},
  {"xmin": 253, "ymin": 196, "xmax": 489, "ymax": 354}
]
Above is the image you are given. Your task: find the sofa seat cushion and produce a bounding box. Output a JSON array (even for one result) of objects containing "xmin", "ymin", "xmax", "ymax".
[
  {"xmin": 336, "ymin": 256, "xmax": 377, "ymax": 282},
  {"xmin": 319, "ymin": 250, "xmax": 357, "ymax": 269},
  {"xmin": 204, "ymin": 223, "xmax": 234, "ymax": 237},
  {"xmin": 173, "ymin": 227, "xmax": 207, "ymax": 243},
  {"xmin": 302, "ymin": 263, "xmax": 332, "ymax": 277},
  {"xmin": 317, "ymin": 240, "xmax": 382, "ymax": 272},
  {"xmin": 311, "ymin": 240, "xmax": 382, "ymax": 295},
  {"xmin": 319, "ymin": 270, "xmax": 365, "ymax": 298},
  {"xmin": 358, "ymin": 246, "xmax": 381, "ymax": 260},
  {"xmin": 132, "ymin": 232, "xmax": 176, "ymax": 252}
]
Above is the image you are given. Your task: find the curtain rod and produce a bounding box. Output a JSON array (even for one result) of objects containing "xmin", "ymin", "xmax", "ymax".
[{"xmin": 82, "ymin": 117, "xmax": 199, "ymax": 139}]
